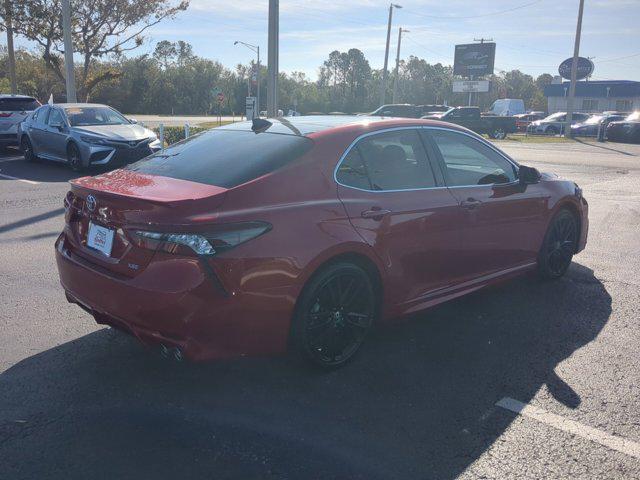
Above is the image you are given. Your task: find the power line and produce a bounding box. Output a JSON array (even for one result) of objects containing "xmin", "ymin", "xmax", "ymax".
[
  {"xmin": 598, "ymin": 51, "xmax": 640, "ymax": 63},
  {"xmin": 402, "ymin": 0, "xmax": 544, "ymax": 20}
]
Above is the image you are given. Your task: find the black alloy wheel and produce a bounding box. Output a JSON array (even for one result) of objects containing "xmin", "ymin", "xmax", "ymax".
[
  {"xmin": 291, "ymin": 263, "xmax": 376, "ymax": 368},
  {"xmin": 538, "ymin": 209, "xmax": 578, "ymax": 279},
  {"xmin": 21, "ymin": 136, "xmax": 36, "ymax": 162},
  {"xmin": 67, "ymin": 143, "xmax": 84, "ymax": 172}
]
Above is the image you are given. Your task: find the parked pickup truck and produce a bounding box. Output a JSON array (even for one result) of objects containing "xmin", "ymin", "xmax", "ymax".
[{"xmin": 422, "ymin": 106, "xmax": 517, "ymax": 139}]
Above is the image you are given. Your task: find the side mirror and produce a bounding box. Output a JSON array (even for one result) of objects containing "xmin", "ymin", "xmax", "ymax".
[
  {"xmin": 50, "ymin": 121, "xmax": 64, "ymax": 131},
  {"xmin": 128, "ymin": 117, "xmax": 138, "ymax": 124},
  {"xmin": 519, "ymin": 165, "xmax": 541, "ymax": 185}
]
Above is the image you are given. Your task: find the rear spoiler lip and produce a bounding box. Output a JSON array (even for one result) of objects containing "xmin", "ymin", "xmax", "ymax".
[{"xmin": 69, "ymin": 172, "xmax": 228, "ymax": 205}]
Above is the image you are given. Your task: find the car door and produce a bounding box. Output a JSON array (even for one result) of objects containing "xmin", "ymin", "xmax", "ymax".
[
  {"xmin": 424, "ymin": 128, "xmax": 547, "ymax": 279},
  {"xmin": 336, "ymin": 128, "xmax": 465, "ymax": 307},
  {"xmin": 28, "ymin": 106, "xmax": 50, "ymax": 154},
  {"xmin": 43, "ymin": 107, "xmax": 69, "ymax": 160}
]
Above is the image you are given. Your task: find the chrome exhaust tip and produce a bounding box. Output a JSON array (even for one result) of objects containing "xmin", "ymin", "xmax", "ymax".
[{"xmin": 173, "ymin": 347, "xmax": 183, "ymax": 362}]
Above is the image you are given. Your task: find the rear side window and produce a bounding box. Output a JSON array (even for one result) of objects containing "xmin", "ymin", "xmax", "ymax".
[
  {"xmin": 429, "ymin": 129, "xmax": 517, "ymax": 186},
  {"xmin": 0, "ymin": 97, "xmax": 40, "ymax": 111},
  {"xmin": 336, "ymin": 149, "xmax": 371, "ymax": 190},
  {"xmin": 127, "ymin": 130, "xmax": 313, "ymax": 188},
  {"xmin": 337, "ymin": 129, "xmax": 437, "ymax": 191}
]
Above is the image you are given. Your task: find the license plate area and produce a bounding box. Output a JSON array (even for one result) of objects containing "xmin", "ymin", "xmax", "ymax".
[{"xmin": 87, "ymin": 222, "xmax": 115, "ymax": 257}]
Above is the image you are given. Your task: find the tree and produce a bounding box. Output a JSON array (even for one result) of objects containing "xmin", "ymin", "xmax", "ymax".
[
  {"xmin": 153, "ymin": 40, "xmax": 177, "ymax": 70},
  {"xmin": 3, "ymin": 0, "xmax": 188, "ymax": 100}
]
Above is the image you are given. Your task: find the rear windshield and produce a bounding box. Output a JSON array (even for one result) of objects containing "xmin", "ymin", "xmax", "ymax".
[
  {"xmin": 0, "ymin": 97, "xmax": 40, "ymax": 112},
  {"xmin": 126, "ymin": 129, "xmax": 313, "ymax": 188}
]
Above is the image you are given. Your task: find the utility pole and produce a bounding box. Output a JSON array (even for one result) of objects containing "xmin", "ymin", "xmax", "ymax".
[
  {"xmin": 4, "ymin": 0, "xmax": 16, "ymax": 94},
  {"xmin": 61, "ymin": 0, "xmax": 77, "ymax": 102},
  {"xmin": 267, "ymin": 0, "xmax": 279, "ymax": 117},
  {"xmin": 234, "ymin": 41, "xmax": 261, "ymax": 116},
  {"xmin": 379, "ymin": 3, "xmax": 401, "ymax": 106},
  {"xmin": 392, "ymin": 27, "xmax": 408, "ymax": 103},
  {"xmin": 565, "ymin": 0, "xmax": 585, "ymax": 138},
  {"xmin": 469, "ymin": 38, "xmax": 493, "ymax": 107}
]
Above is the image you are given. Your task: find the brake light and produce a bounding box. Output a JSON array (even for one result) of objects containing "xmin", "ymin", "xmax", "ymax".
[
  {"xmin": 132, "ymin": 221, "xmax": 271, "ymax": 256},
  {"xmin": 0, "ymin": 112, "xmax": 12, "ymax": 117}
]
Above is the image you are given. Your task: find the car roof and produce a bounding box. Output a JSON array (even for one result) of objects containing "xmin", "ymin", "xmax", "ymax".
[{"xmin": 219, "ymin": 115, "xmax": 469, "ymax": 138}]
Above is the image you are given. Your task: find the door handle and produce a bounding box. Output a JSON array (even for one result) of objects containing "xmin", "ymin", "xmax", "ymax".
[
  {"xmin": 361, "ymin": 207, "xmax": 391, "ymax": 220},
  {"xmin": 460, "ymin": 197, "xmax": 482, "ymax": 210}
]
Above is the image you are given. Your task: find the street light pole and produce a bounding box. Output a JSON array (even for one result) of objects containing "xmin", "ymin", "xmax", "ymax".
[
  {"xmin": 565, "ymin": 0, "xmax": 585, "ymax": 138},
  {"xmin": 234, "ymin": 41, "xmax": 261, "ymax": 117},
  {"xmin": 267, "ymin": 0, "xmax": 279, "ymax": 117},
  {"xmin": 4, "ymin": 0, "xmax": 17, "ymax": 94},
  {"xmin": 61, "ymin": 0, "xmax": 77, "ymax": 102},
  {"xmin": 379, "ymin": 3, "xmax": 401, "ymax": 107},
  {"xmin": 392, "ymin": 27, "xmax": 408, "ymax": 103}
]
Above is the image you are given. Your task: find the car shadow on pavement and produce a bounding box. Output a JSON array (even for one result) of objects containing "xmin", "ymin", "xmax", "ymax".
[
  {"xmin": 0, "ymin": 263, "xmax": 611, "ymax": 480},
  {"xmin": 0, "ymin": 156, "xmax": 109, "ymax": 184}
]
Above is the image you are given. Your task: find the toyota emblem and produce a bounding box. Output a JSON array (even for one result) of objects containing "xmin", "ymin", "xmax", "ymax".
[{"xmin": 86, "ymin": 194, "xmax": 97, "ymax": 212}]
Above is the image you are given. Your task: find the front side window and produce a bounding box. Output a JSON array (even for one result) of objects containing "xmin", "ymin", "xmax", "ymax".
[
  {"xmin": 337, "ymin": 129, "xmax": 437, "ymax": 191},
  {"xmin": 429, "ymin": 130, "xmax": 517, "ymax": 186},
  {"xmin": 47, "ymin": 109, "xmax": 64, "ymax": 126},
  {"xmin": 65, "ymin": 106, "xmax": 129, "ymax": 126}
]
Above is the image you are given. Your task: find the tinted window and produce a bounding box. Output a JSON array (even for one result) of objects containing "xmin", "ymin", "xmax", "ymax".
[
  {"xmin": 127, "ymin": 130, "xmax": 313, "ymax": 188},
  {"xmin": 47, "ymin": 108, "xmax": 64, "ymax": 126},
  {"xmin": 344, "ymin": 129, "xmax": 436, "ymax": 191},
  {"xmin": 336, "ymin": 148, "xmax": 371, "ymax": 190},
  {"xmin": 35, "ymin": 106, "xmax": 49, "ymax": 125},
  {"xmin": 0, "ymin": 97, "xmax": 40, "ymax": 111},
  {"xmin": 430, "ymin": 130, "xmax": 516, "ymax": 186}
]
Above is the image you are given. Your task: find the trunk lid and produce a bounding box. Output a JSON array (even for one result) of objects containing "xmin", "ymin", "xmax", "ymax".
[{"xmin": 65, "ymin": 169, "xmax": 227, "ymax": 278}]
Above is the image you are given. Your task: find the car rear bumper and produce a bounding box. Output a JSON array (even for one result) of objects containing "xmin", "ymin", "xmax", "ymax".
[{"xmin": 55, "ymin": 232, "xmax": 295, "ymax": 361}]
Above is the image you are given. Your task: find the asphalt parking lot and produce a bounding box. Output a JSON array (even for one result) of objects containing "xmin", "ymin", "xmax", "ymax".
[{"xmin": 1, "ymin": 139, "xmax": 640, "ymax": 479}]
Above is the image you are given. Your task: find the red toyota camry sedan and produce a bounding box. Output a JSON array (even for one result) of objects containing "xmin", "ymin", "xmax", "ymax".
[{"xmin": 55, "ymin": 116, "xmax": 588, "ymax": 368}]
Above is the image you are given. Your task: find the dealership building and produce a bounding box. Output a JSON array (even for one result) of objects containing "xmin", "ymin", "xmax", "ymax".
[{"xmin": 544, "ymin": 80, "xmax": 640, "ymax": 114}]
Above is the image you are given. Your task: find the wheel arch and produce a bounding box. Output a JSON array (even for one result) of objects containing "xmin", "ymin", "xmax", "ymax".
[{"xmin": 293, "ymin": 245, "xmax": 386, "ymax": 321}]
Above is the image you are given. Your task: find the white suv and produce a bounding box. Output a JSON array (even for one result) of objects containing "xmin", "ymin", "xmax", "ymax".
[{"xmin": 0, "ymin": 94, "xmax": 41, "ymax": 147}]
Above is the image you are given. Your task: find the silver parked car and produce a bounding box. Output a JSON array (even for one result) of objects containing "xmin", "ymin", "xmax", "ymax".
[
  {"xmin": 526, "ymin": 111, "xmax": 591, "ymax": 135},
  {"xmin": 18, "ymin": 103, "xmax": 161, "ymax": 171},
  {"xmin": 0, "ymin": 94, "xmax": 41, "ymax": 146}
]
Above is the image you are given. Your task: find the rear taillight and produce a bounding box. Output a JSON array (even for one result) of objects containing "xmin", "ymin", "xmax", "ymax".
[
  {"xmin": 64, "ymin": 191, "xmax": 80, "ymax": 223},
  {"xmin": 132, "ymin": 221, "xmax": 271, "ymax": 257},
  {"xmin": 0, "ymin": 112, "xmax": 12, "ymax": 117}
]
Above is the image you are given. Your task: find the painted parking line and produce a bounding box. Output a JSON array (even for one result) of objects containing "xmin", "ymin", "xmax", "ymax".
[
  {"xmin": 0, "ymin": 172, "xmax": 40, "ymax": 185},
  {"xmin": 496, "ymin": 397, "xmax": 640, "ymax": 460}
]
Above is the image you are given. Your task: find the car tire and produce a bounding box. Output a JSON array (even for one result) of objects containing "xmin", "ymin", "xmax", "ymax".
[
  {"xmin": 546, "ymin": 126, "xmax": 558, "ymax": 135},
  {"xmin": 537, "ymin": 209, "xmax": 578, "ymax": 280},
  {"xmin": 290, "ymin": 262, "xmax": 376, "ymax": 369},
  {"xmin": 21, "ymin": 136, "xmax": 37, "ymax": 162},
  {"xmin": 67, "ymin": 143, "xmax": 86, "ymax": 172},
  {"xmin": 490, "ymin": 128, "xmax": 507, "ymax": 140}
]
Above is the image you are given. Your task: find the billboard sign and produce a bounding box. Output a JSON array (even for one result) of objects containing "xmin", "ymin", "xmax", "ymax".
[
  {"xmin": 454, "ymin": 43, "xmax": 496, "ymax": 77},
  {"xmin": 452, "ymin": 80, "xmax": 490, "ymax": 93},
  {"xmin": 558, "ymin": 57, "xmax": 594, "ymax": 80}
]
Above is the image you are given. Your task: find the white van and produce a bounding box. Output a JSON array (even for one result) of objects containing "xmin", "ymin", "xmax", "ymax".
[{"xmin": 488, "ymin": 99, "xmax": 525, "ymax": 116}]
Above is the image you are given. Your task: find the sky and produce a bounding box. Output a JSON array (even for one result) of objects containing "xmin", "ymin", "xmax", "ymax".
[{"xmin": 13, "ymin": 0, "xmax": 640, "ymax": 81}]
